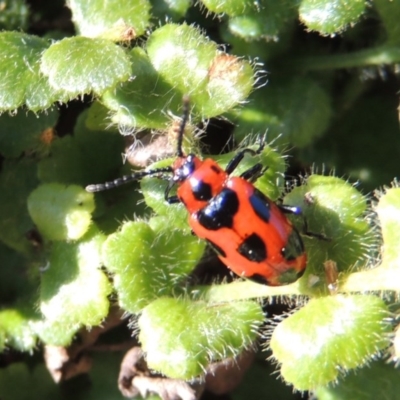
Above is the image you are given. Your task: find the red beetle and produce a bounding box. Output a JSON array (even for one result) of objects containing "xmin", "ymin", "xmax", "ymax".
[{"xmin": 87, "ymin": 99, "xmax": 307, "ymax": 286}]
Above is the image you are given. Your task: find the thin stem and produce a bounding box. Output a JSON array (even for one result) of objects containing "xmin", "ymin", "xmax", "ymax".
[
  {"xmin": 293, "ymin": 45, "xmax": 400, "ymax": 71},
  {"xmin": 192, "ymin": 266, "xmax": 400, "ymax": 303},
  {"xmin": 192, "ymin": 280, "xmax": 302, "ymax": 303},
  {"xmin": 340, "ymin": 267, "xmax": 400, "ymax": 292}
]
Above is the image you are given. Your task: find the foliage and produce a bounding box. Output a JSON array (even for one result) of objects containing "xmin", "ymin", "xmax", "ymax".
[{"xmin": 0, "ymin": 0, "xmax": 400, "ymax": 400}]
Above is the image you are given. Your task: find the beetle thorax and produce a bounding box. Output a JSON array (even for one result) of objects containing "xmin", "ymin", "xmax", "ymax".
[
  {"xmin": 172, "ymin": 154, "xmax": 201, "ymax": 183},
  {"xmin": 174, "ymin": 156, "xmax": 227, "ymax": 213}
]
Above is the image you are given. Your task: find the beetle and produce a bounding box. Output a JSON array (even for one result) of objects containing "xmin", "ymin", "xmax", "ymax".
[{"xmin": 86, "ymin": 98, "xmax": 308, "ymax": 286}]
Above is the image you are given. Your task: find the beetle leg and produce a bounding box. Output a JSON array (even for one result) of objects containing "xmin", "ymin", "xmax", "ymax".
[
  {"xmin": 225, "ymin": 136, "xmax": 266, "ymax": 175},
  {"xmin": 240, "ymin": 163, "xmax": 269, "ymax": 183},
  {"xmin": 279, "ymin": 205, "xmax": 330, "ymax": 241}
]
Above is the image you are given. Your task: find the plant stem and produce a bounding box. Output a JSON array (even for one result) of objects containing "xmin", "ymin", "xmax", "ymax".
[
  {"xmin": 193, "ymin": 280, "xmax": 302, "ymax": 302},
  {"xmin": 340, "ymin": 267, "xmax": 400, "ymax": 292},
  {"xmin": 194, "ymin": 266, "xmax": 400, "ymax": 303},
  {"xmin": 294, "ymin": 45, "xmax": 400, "ymax": 71}
]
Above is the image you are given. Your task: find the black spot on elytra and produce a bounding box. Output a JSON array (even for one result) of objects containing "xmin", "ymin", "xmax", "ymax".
[
  {"xmin": 237, "ymin": 233, "xmax": 267, "ymax": 262},
  {"xmin": 281, "ymin": 229, "xmax": 304, "ymax": 261},
  {"xmin": 248, "ymin": 274, "xmax": 270, "ymax": 285},
  {"xmin": 206, "ymin": 239, "xmax": 227, "ymax": 258},
  {"xmin": 211, "ymin": 165, "xmax": 222, "ymax": 174},
  {"xmin": 192, "ymin": 180, "xmax": 212, "ymax": 201},
  {"xmin": 249, "ymin": 189, "xmax": 271, "ymax": 223},
  {"xmin": 197, "ymin": 188, "xmax": 239, "ymax": 230}
]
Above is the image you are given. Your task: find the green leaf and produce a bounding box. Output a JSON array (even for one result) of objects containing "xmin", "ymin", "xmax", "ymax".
[
  {"xmin": 138, "ymin": 158, "xmax": 189, "ymax": 230},
  {"xmin": 201, "ymin": 0, "xmax": 256, "ymax": 16},
  {"xmin": 27, "ymin": 183, "xmax": 95, "ymax": 241},
  {"xmin": 0, "ymin": 307, "xmax": 39, "ymax": 352},
  {"xmin": 270, "ymin": 295, "xmax": 391, "ymax": 390},
  {"xmin": 201, "ymin": 0, "xmax": 297, "ymax": 40},
  {"xmin": 82, "ymin": 352, "xmax": 131, "ymax": 400},
  {"xmin": 139, "ymin": 297, "xmax": 263, "ymax": 379},
  {"xmin": 67, "ymin": 0, "xmax": 151, "ymax": 39},
  {"xmin": 0, "ymin": 159, "xmax": 39, "ymax": 253},
  {"xmin": 102, "ymin": 23, "xmax": 254, "ymax": 128},
  {"xmin": 73, "ymin": 110, "xmax": 125, "ymax": 182},
  {"xmin": 89, "ymin": 183, "xmax": 149, "ymax": 235},
  {"xmin": 393, "ymin": 323, "xmax": 400, "ymax": 363},
  {"xmin": 0, "ymin": 0, "xmax": 29, "ymax": 31},
  {"xmin": 227, "ymin": 0, "xmax": 298, "ymax": 40},
  {"xmin": 232, "ymin": 355, "xmax": 295, "ymax": 400},
  {"xmin": 0, "ymin": 243, "xmax": 33, "ymax": 302},
  {"xmin": 102, "ymin": 219, "xmax": 205, "ymax": 313},
  {"xmin": 150, "ymin": 0, "xmax": 191, "ymax": 20},
  {"xmin": 305, "ymin": 93, "xmax": 400, "ymax": 191},
  {"xmin": 314, "ymin": 360, "xmax": 400, "ymax": 400},
  {"xmin": 102, "ymin": 47, "xmax": 176, "ymax": 128},
  {"xmin": 339, "ymin": 187, "xmax": 400, "ymax": 292},
  {"xmin": 0, "ymin": 363, "xmax": 60, "ymax": 400},
  {"xmin": 221, "ymin": 24, "xmax": 294, "ymax": 63},
  {"xmin": 38, "ymin": 227, "xmax": 111, "ymax": 345},
  {"xmin": 0, "ymin": 109, "xmax": 58, "ymax": 158},
  {"xmin": 38, "ymin": 136, "xmax": 86, "ymax": 184},
  {"xmin": 0, "ymin": 32, "xmax": 59, "ymax": 111},
  {"xmin": 284, "ymin": 175, "xmax": 374, "ymax": 290},
  {"xmin": 376, "ymin": 187, "xmax": 400, "ymax": 268},
  {"xmin": 374, "ymin": 0, "xmax": 400, "ymax": 45},
  {"xmin": 231, "ymin": 76, "xmax": 332, "ymax": 147},
  {"xmin": 299, "ymin": 0, "xmax": 367, "ymax": 35},
  {"xmin": 85, "ymin": 101, "xmax": 117, "ymax": 131},
  {"xmin": 37, "ymin": 112, "xmax": 124, "ymax": 186},
  {"xmin": 147, "ymin": 24, "xmax": 254, "ymax": 117},
  {"xmin": 40, "ymin": 36, "xmax": 131, "ymax": 97}
]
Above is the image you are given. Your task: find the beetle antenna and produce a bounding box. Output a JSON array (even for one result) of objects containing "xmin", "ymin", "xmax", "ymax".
[
  {"xmin": 86, "ymin": 167, "xmax": 173, "ymax": 193},
  {"xmin": 176, "ymin": 95, "xmax": 190, "ymax": 158}
]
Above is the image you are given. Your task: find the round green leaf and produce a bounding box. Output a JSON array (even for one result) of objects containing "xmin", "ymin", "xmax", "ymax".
[
  {"xmin": 102, "ymin": 47, "xmax": 177, "ymax": 129},
  {"xmin": 376, "ymin": 187, "xmax": 400, "ymax": 267},
  {"xmin": 0, "ymin": 0, "xmax": 29, "ymax": 31},
  {"xmin": 315, "ymin": 360, "xmax": 400, "ymax": 400},
  {"xmin": 0, "ymin": 159, "xmax": 39, "ymax": 253},
  {"xmin": 374, "ymin": 0, "xmax": 400, "ymax": 45},
  {"xmin": 0, "ymin": 109, "xmax": 58, "ymax": 158},
  {"xmin": 284, "ymin": 175, "xmax": 374, "ymax": 290},
  {"xmin": 103, "ymin": 23, "xmax": 254, "ymax": 128},
  {"xmin": 147, "ymin": 24, "xmax": 254, "ymax": 117},
  {"xmin": 0, "ymin": 363, "xmax": 60, "ymax": 400},
  {"xmin": 228, "ymin": 0, "xmax": 298, "ymax": 40},
  {"xmin": 67, "ymin": 0, "xmax": 151, "ymax": 39},
  {"xmin": 201, "ymin": 0, "xmax": 255, "ymax": 16},
  {"xmin": 37, "ymin": 111, "xmax": 124, "ymax": 186},
  {"xmin": 139, "ymin": 297, "xmax": 263, "ymax": 379},
  {"xmin": 39, "ymin": 227, "xmax": 110, "ymax": 345},
  {"xmin": 102, "ymin": 219, "xmax": 205, "ymax": 313},
  {"xmin": 27, "ymin": 183, "xmax": 95, "ymax": 241},
  {"xmin": 0, "ymin": 308, "xmax": 38, "ymax": 352},
  {"xmin": 299, "ymin": 0, "xmax": 367, "ymax": 35},
  {"xmin": 151, "ymin": 0, "xmax": 191, "ymax": 20},
  {"xmin": 41, "ymin": 36, "xmax": 131, "ymax": 96},
  {"xmin": 232, "ymin": 76, "xmax": 332, "ymax": 147},
  {"xmin": 0, "ymin": 32, "xmax": 59, "ymax": 111},
  {"xmin": 270, "ymin": 295, "xmax": 391, "ymax": 390}
]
